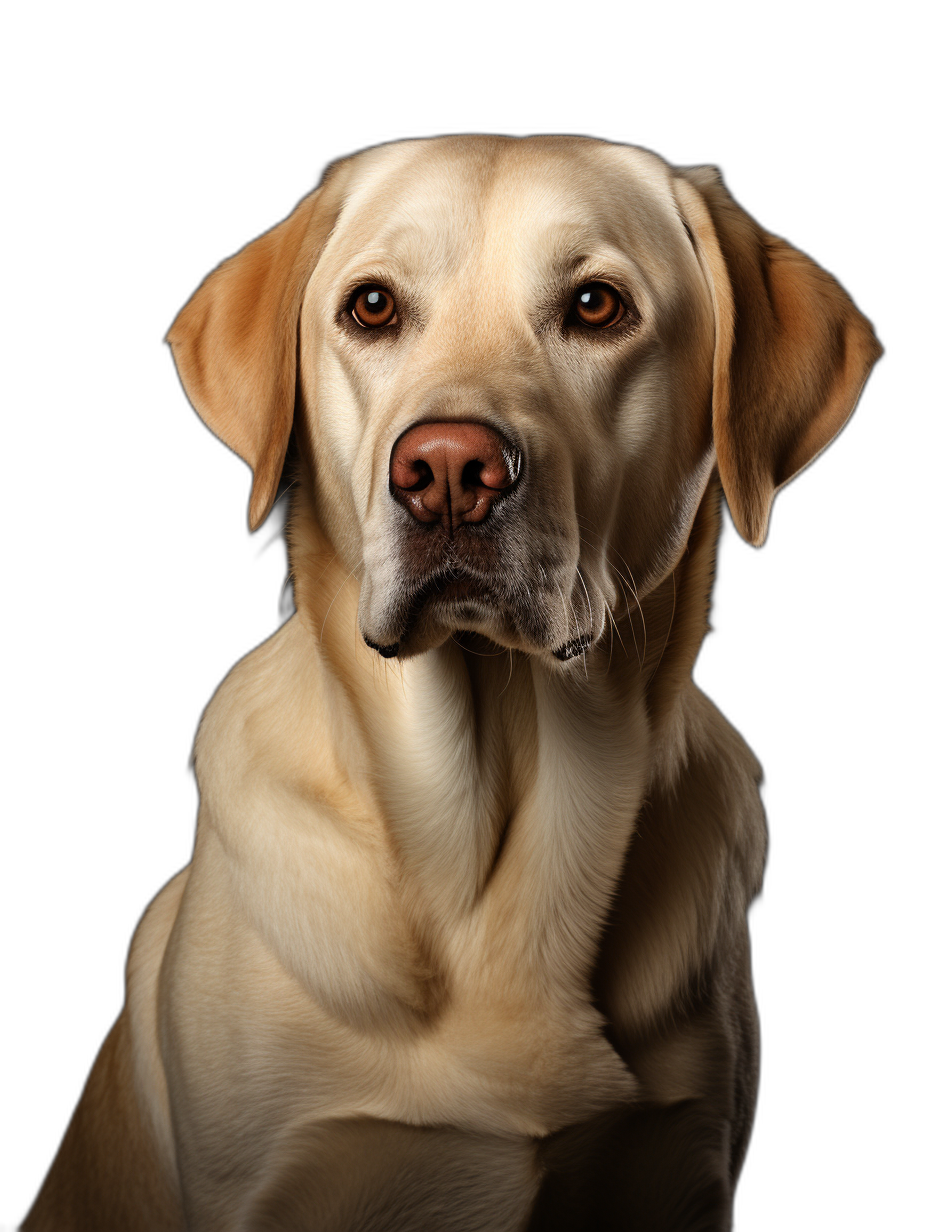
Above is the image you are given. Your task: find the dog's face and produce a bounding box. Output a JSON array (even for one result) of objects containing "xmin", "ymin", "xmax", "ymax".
[
  {"xmin": 168, "ymin": 137, "xmax": 880, "ymax": 662},
  {"xmin": 301, "ymin": 139, "xmax": 715, "ymax": 660}
]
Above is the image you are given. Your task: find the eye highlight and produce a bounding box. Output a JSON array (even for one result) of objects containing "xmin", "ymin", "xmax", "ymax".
[
  {"xmin": 571, "ymin": 282, "xmax": 625, "ymax": 328},
  {"xmin": 350, "ymin": 285, "xmax": 397, "ymax": 328}
]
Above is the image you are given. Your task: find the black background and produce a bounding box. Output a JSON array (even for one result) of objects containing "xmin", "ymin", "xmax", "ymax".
[{"xmin": 12, "ymin": 38, "xmax": 907, "ymax": 1232}]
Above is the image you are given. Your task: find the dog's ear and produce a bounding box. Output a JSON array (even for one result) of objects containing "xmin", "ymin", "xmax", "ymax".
[
  {"xmin": 673, "ymin": 167, "xmax": 882, "ymax": 545},
  {"xmin": 167, "ymin": 166, "xmax": 345, "ymax": 530}
]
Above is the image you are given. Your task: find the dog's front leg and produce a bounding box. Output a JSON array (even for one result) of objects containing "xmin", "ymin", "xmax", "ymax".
[
  {"xmin": 527, "ymin": 1099, "xmax": 734, "ymax": 1232},
  {"xmin": 239, "ymin": 1117, "xmax": 540, "ymax": 1232}
]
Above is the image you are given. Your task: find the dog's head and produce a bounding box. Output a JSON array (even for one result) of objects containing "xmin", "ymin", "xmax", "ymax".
[{"xmin": 168, "ymin": 137, "xmax": 880, "ymax": 663}]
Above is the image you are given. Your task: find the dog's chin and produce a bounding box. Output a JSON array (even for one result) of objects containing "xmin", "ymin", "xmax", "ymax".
[
  {"xmin": 360, "ymin": 586, "xmax": 602, "ymax": 665},
  {"xmin": 362, "ymin": 593, "xmax": 522, "ymax": 661}
]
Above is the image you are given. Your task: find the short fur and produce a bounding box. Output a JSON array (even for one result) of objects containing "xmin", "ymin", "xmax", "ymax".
[{"xmin": 25, "ymin": 136, "xmax": 881, "ymax": 1231}]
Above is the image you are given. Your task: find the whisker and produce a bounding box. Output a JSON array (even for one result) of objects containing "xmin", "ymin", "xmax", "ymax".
[
  {"xmin": 576, "ymin": 566, "xmax": 595, "ymax": 633},
  {"xmin": 313, "ymin": 552, "xmax": 342, "ymax": 587},
  {"xmin": 551, "ymin": 575, "xmax": 573, "ymax": 647},
  {"xmin": 650, "ymin": 567, "xmax": 677, "ymax": 683},
  {"xmin": 319, "ymin": 555, "xmax": 364, "ymax": 644},
  {"xmin": 613, "ymin": 547, "xmax": 647, "ymax": 665},
  {"xmin": 278, "ymin": 568, "xmax": 297, "ymax": 620},
  {"xmin": 275, "ymin": 477, "xmax": 299, "ymax": 504},
  {"xmin": 576, "ymin": 566, "xmax": 594, "ymax": 680},
  {"xmin": 605, "ymin": 601, "xmax": 626, "ymax": 664},
  {"xmin": 255, "ymin": 475, "xmax": 301, "ymax": 554},
  {"xmin": 576, "ymin": 534, "xmax": 628, "ymax": 661},
  {"xmin": 452, "ymin": 635, "xmax": 508, "ymax": 658},
  {"xmin": 587, "ymin": 545, "xmax": 642, "ymax": 667},
  {"xmin": 503, "ymin": 649, "xmax": 514, "ymax": 697},
  {"xmin": 621, "ymin": 581, "xmax": 642, "ymax": 667},
  {"xmin": 576, "ymin": 525, "xmax": 647, "ymax": 667}
]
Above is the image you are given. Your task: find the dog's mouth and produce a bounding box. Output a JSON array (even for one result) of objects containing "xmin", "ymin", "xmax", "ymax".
[
  {"xmin": 360, "ymin": 563, "xmax": 600, "ymax": 663},
  {"xmin": 363, "ymin": 568, "xmax": 499, "ymax": 655},
  {"xmin": 396, "ymin": 566, "xmax": 500, "ymax": 635}
]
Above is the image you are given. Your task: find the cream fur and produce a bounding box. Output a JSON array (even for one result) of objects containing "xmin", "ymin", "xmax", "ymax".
[{"xmin": 24, "ymin": 137, "xmax": 881, "ymax": 1231}]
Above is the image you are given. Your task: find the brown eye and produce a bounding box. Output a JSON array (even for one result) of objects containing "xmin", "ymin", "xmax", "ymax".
[
  {"xmin": 572, "ymin": 282, "xmax": 625, "ymax": 327},
  {"xmin": 351, "ymin": 285, "xmax": 397, "ymax": 328}
]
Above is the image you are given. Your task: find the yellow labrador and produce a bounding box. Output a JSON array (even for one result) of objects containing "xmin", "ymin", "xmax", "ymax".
[{"xmin": 25, "ymin": 136, "xmax": 880, "ymax": 1231}]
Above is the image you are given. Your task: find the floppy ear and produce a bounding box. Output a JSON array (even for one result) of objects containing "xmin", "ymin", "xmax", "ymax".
[
  {"xmin": 167, "ymin": 169, "xmax": 344, "ymax": 530},
  {"xmin": 673, "ymin": 167, "xmax": 882, "ymax": 545}
]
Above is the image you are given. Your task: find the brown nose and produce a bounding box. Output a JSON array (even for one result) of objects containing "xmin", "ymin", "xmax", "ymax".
[{"xmin": 390, "ymin": 421, "xmax": 521, "ymax": 529}]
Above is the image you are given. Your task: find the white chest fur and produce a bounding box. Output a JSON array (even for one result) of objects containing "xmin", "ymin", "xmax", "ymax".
[{"xmin": 185, "ymin": 620, "xmax": 649, "ymax": 1136}]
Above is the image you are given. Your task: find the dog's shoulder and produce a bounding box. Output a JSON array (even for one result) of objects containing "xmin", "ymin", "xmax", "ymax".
[
  {"xmin": 650, "ymin": 681, "xmax": 765, "ymax": 840},
  {"xmin": 649, "ymin": 682, "xmax": 768, "ymax": 918},
  {"xmin": 192, "ymin": 616, "xmax": 374, "ymax": 822},
  {"xmin": 194, "ymin": 617, "xmax": 315, "ymax": 780},
  {"xmin": 597, "ymin": 682, "xmax": 767, "ymax": 1036}
]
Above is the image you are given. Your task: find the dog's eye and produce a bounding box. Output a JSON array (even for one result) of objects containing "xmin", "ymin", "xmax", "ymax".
[
  {"xmin": 351, "ymin": 285, "xmax": 397, "ymax": 328},
  {"xmin": 572, "ymin": 282, "xmax": 625, "ymax": 328}
]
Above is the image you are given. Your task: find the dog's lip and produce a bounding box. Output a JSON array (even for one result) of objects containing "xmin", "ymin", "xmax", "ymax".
[
  {"xmin": 360, "ymin": 567, "xmax": 501, "ymax": 656},
  {"xmin": 552, "ymin": 634, "xmax": 593, "ymax": 661},
  {"xmin": 362, "ymin": 566, "xmax": 599, "ymax": 662},
  {"xmin": 362, "ymin": 634, "xmax": 400, "ymax": 658}
]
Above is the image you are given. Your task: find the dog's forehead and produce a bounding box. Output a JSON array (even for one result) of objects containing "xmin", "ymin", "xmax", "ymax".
[{"xmin": 325, "ymin": 137, "xmax": 684, "ymax": 278}]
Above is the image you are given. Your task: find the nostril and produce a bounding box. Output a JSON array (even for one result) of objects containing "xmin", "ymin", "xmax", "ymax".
[
  {"xmin": 461, "ymin": 458, "xmax": 486, "ymax": 488},
  {"xmin": 405, "ymin": 461, "xmax": 434, "ymax": 492},
  {"xmin": 391, "ymin": 455, "xmax": 434, "ymax": 492},
  {"xmin": 475, "ymin": 446, "xmax": 521, "ymax": 491}
]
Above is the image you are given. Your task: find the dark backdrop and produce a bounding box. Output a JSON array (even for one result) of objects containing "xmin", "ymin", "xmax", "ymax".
[{"xmin": 10, "ymin": 50, "xmax": 902, "ymax": 1232}]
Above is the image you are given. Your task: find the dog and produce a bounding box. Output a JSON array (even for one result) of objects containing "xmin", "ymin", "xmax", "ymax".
[{"xmin": 24, "ymin": 136, "xmax": 881, "ymax": 1231}]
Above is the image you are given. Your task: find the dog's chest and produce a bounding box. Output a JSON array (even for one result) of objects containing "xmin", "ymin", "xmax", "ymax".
[
  {"xmin": 191, "ymin": 637, "xmax": 650, "ymax": 1137},
  {"xmin": 352, "ymin": 664, "xmax": 650, "ymax": 1132}
]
